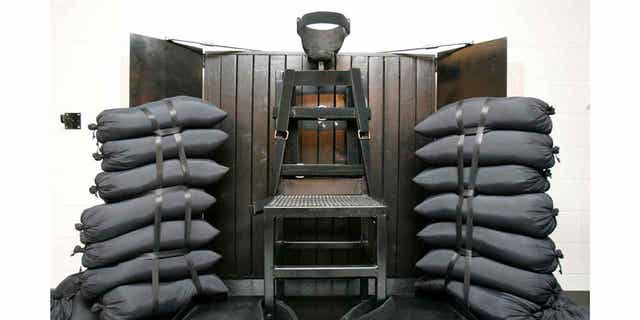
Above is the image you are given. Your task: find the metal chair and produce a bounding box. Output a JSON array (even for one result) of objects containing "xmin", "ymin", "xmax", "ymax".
[{"xmin": 253, "ymin": 68, "xmax": 388, "ymax": 319}]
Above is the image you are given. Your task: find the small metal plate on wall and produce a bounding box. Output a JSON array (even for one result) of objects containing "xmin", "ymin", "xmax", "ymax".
[{"xmin": 60, "ymin": 113, "xmax": 81, "ymax": 129}]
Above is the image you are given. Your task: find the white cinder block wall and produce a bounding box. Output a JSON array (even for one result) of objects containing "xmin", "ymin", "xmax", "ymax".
[{"xmin": 51, "ymin": 0, "xmax": 590, "ymax": 290}]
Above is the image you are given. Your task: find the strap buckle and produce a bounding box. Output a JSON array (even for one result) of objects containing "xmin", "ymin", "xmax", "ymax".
[
  {"xmin": 274, "ymin": 130, "xmax": 289, "ymax": 141},
  {"xmin": 317, "ymin": 105, "xmax": 327, "ymax": 122},
  {"xmin": 462, "ymin": 188, "xmax": 474, "ymax": 198},
  {"xmin": 357, "ymin": 130, "xmax": 370, "ymax": 140},
  {"xmin": 154, "ymin": 127, "xmax": 182, "ymax": 137}
]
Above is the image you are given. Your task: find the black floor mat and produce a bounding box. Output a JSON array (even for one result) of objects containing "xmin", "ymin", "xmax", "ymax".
[
  {"xmin": 182, "ymin": 297, "xmax": 263, "ymax": 320},
  {"xmin": 181, "ymin": 295, "xmax": 465, "ymax": 320},
  {"xmin": 392, "ymin": 296, "xmax": 466, "ymax": 320}
]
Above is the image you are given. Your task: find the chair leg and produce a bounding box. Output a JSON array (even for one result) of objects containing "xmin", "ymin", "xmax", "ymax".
[
  {"xmin": 264, "ymin": 214, "xmax": 275, "ymax": 317},
  {"xmin": 274, "ymin": 217, "xmax": 285, "ymax": 299},
  {"xmin": 360, "ymin": 278, "xmax": 369, "ymax": 299},
  {"xmin": 376, "ymin": 214, "xmax": 387, "ymax": 303}
]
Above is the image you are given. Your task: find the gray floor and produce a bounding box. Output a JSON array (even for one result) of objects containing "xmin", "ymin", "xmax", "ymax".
[{"xmin": 184, "ymin": 291, "xmax": 590, "ymax": 320}]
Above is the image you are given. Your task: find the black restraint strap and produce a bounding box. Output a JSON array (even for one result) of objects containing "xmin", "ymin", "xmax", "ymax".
[
  {"xmin": 444, "ymin": 252, "xmax": 460, "ymax": 288},
  {"xmin": 270, "ymin": 69, "xmax": 296, "ymax": 197},
  {"xmin": 182, "ymin": 188, "xmax": 203, "ymax": 294},
  {"xmin": 142, "ymin": 101, "xmax": 185, "ymax": 314},
  {"xmin": 454, "ymin": 101, "xmax": 465, "ymax": 250},
  {"xmin": 151, "ymin": 189, "xmax": 163, "ymax": 315},
  {"xmin": 141, "ymin": 106, "xmax": 165, "ymax": 188},
  {"xmin": 174, "ymin": 133, "xmax": 191, "ymax": 184},
  {"xmin": 446, "ymin": 98, "xmax": 491, "ymax": 307}
]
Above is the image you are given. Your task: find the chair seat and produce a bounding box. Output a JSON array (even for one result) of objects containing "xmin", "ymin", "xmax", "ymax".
[{"xmin": 264, "ymin": 194, "xmax": 386, "ymax": 218}]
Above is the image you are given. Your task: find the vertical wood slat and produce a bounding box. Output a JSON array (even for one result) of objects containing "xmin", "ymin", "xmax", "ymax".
[
  {"xmin": 203, "ymin": 53, "xmax": 436, "ymax": 279},
  {"xmin": 367, "ymin": 57, "xmax": 385, "ymax": 266},
  {"xmin": 269, "ymin": 56, "xmax": 286, "ymax": 275},
  {"xmin": 252, "ymin": 55, "xmax": 270, "ymax": 277},
  {"xmin": 209, "ymin": 55, "xmax": 238, "ymax": 276},
  {"xmin": 350, "ymin": 56, "xmax": 368, "ymax": 265},
  {"xmin": 203, "ymin": 55, "xmax": 224, "ymax": 272},
  {"xmin": 397, "ymin": 57, "xmax": 418, "ymax": 275},
  {"xmin": 368, "ymin": 57, "xmax": 384, "ymax": 200},
  {"xmin": 383, "ymin": 56, "xmax": 400, "ymax": 275},
  {"xmin": 412, "ymin": 57, "xmax": 437, "ymax": 275},
  {"xmin": 236, "ymin": 55, "xmax": 254, "ymax": 276}
]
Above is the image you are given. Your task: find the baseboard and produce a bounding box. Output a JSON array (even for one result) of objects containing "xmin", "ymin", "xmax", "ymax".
[
  {"xmin": 224, "ymin": 278, "xmax": 416, "ymax": 296},
  {"xmin": 224, "ymin": 279, "xmax": 590, "ymax": 307}
]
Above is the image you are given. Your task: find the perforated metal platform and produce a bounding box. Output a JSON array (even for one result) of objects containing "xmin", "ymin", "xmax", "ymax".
[{"xmin": 266, "ymin": 194, "xmax": 385, "ymax": 209}]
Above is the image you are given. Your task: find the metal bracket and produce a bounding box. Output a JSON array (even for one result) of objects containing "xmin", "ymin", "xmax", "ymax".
[
  {"xmin": 60, "ymin": 113, "xmax": 81, "ymax": 129},
  {"xmin": 357, "ymin": 130, "xmax": 371, "ymax": 140},
  {"xmin": 274, "ymin": 130, "xmax": 290, "ymax": 141}
]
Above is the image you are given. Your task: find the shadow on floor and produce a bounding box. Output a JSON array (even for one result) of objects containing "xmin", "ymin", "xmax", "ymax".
[{"xmin": 183, "ymin": 292, "xmax": 589, "ymax": 320}]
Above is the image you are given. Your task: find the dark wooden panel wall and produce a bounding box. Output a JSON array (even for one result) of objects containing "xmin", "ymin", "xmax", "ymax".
[
  {"xmin": 129, "ymin": 34, "xmax": 202, "ymax": 106},
  {"xmin": 203, "ymin": 53, "xmax": 436, "ymax": 279}
]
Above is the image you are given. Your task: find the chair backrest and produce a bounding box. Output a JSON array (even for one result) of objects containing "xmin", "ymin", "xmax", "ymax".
[{"xmin": 272, "ymin": 69, "xmax": 373, "ymax": 196}]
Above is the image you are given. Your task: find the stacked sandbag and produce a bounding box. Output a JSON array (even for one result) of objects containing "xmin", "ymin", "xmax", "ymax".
[
  {"xmin": 73, "ymin": 96, "xmax": 229, "ymax": 320},
  {"xmin": 413, "ymin": 97, "xmax": 588, "ymax": 319}
]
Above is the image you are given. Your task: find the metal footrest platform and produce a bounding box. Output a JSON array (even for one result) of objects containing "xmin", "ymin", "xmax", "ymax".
[{"xmin": 264, "ymin": 194, "xmax": 385, "ymax": 217}]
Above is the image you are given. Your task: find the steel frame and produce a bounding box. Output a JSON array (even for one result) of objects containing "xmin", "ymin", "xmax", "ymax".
[{"xmin": 262, "ymin": 69, "xmax": 388, "ymax": 319}]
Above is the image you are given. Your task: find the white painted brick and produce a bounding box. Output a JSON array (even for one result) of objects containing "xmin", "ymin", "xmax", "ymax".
[
  {"xmin": 521, "ymin": 81, "xmax": 590, "ymax": 115},
  {"xmin": 548, "ymin": 179, "xmax": 590, "ymax": 211},
  {"xmin": 552, "ymin": 146, "xmax": 590, "ymax": 180},
  {"xmin": 551, "ymin": 113, "xmax": 590, "ymax": 149},
  {"xmin": 51, "ymin": 235, "xmax": 83, "ymax": 287},
  {"xmin": 52, "ymin": 204, "xmax": 89, "ymax": 238},
  {"xmin": 508, "ymin": 46, "xmax": 589, "ymax": 83},
  {"xmin": 554, "ymin": 243, "xmax": 590, "ymax": 275},
  {"xmin": 497, "ymin": 0, "xmax": 589, "ymax": 48},
  {"xmin": 551, "ymin": 212, "xmax": 585, "ymax": 243},
  {"xmin": 507, "ymin": 62, "xmax": 525, "ymax": 96},
  {"xmin": 582, "ymin": 214, "xmax": 590, "ymax": 244},
  {"xmin": 555, "ymin": 274, "xmax": 591, "ymax": 291}
]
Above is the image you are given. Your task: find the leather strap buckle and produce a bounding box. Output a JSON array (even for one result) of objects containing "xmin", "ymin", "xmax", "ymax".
[
  {"xmin": 357, "ymin": 130, "xmax": 370, "ymax": 140},
  {"xmin": 274, "ymin": 130, "xmax": 289, "ymax": 141},
  {"xmin": 317, "ymin": 105, "xmax": 328, "ymax": 122}
]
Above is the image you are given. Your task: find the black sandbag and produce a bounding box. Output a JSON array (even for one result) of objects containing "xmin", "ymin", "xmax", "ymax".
[
  {"xmin": 416, "ymin": 131, "xmax": 557, "ymax": 169},
  {"xmin": 416, "ymin": 249, "xmax": 561, "ymax": 306},
  {"xmin": 99, "ymin": 129, "xmax": 228, "ymax": 171},
  {"xmin": 51, "ymin": 272, "xmax": 83, "ymax": 320},
  {"xmin": 71, "ymin": 293, "xmax": 99, "ymax": 320},
  {"xmin": 417, "ymin": 222, "xmax": 559, "ymax": 273},
  {"xmin": 93, "ymin": 159, "xmax": 228, "ymax": 202},
  {"xmin": 413, "ymin": 165, "xmax": 550, "ymax": 195},
  {"xmin": 416, "ymin": 278, "xmax": 589, "ymax": 320},
  {"xmin": 80, "ymin": 250, "xmax": 221, "ymax": 299},
  {"xmin": 414, "ymin": 193, "xmax": 556, "ymax": 237},
  {"xmin": 79, "ymin": 187, "xmax": 215, "ymax": 243},
  {"xmin": 93, "ymin": 275, "xmax": 228, "ymax": 320},
  {"xmin": 80, "ymin": 220, "xmax": 219, "ymax": 268},
  {"xmin": 414, "ymin": 97, "xmax": 553, "ymax": 138},
  {"xmin": 94, "ymin": 96, "xmax": 227, "ymax": 143}
]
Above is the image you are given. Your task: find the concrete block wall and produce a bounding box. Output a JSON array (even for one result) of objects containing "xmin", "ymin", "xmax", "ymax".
[{"xmin": 50, "ymin": 0, "xmax": 589, "ymax": 290}]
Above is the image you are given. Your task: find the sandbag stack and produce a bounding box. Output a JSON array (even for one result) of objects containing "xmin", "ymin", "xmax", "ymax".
[
  {"xmin": 73, "ymin": 96, "xmax": 230, "ymax": 320},
  {"xmin": 412, "ymin": 97, "xmax": 588, "ymax": 319}
]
